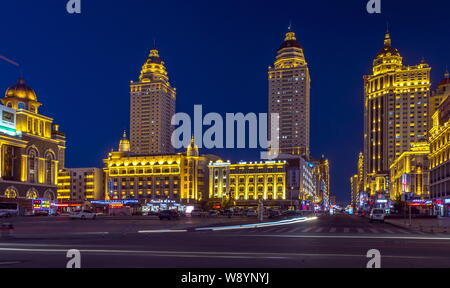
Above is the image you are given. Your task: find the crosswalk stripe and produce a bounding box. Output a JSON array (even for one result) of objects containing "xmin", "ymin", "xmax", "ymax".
[
  {"xmin": 276, "ymin": 228, "xmax": 290, "ymax": 233},
  {"xmin": 396, "ymin": 229, "xmax": 410, "ymax": 234},
  {"xmin": 357, "ymin": 228, "xmax": 365, "ymax": 233},
  {"xmin": 314, "ymin": 227, "xmax": 324, "ymax": 233},
  {"xmin": 329, "ymin": 228, "xmax": 337, "ymax": 233},
  {"xmin": 288, "ymin": 227, "xmax": 303, "ymax": 233},
  {"xmin": 344, "ymin": 228, "xmax": 350, "ymax": 233},
  {"xmin": 301, "ymin": 227, "xmax": 314, "ymax": 233},
  {"xmin": 369, "ymin": 228, "xmax": 379, "ymax": 234},
  {"xmin": 262, "ymin": 228, "xmax": 279, "ymax": 233},
  {"xmin": 383, "ymin": 229, "xmax": 394, "ymax": 234}
]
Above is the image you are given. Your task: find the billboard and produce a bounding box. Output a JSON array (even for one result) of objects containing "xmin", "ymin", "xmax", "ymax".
[{"xmin": 0, "ymin": 105, "xmax": 17, "ymax": 136}]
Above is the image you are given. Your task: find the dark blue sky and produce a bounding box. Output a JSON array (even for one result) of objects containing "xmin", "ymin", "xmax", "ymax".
[{"xmin": 1, "ymin": 0, "xmax": 449, "ymax": 203}]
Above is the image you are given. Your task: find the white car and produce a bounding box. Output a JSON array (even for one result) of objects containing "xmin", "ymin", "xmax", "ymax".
[
  {"xmin": 369, "ymin": 208, "xmax": 386, "ymax": 222},
  {"xmin": 70, "ymin": 210, "xmax": 97, "ymax": 220}
]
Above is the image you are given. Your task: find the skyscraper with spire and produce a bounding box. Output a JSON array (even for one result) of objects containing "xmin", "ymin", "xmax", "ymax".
[
  {"xmin": 363, "ymin": 31, "xmax": 431, "ymax": 195},
  {"xmin": 130, "ymin": 48, "xmax": 176, "ymax": 155},
  {"xmin": 269, "ymin": 27, "xmax": 311, "ymax": 157}
]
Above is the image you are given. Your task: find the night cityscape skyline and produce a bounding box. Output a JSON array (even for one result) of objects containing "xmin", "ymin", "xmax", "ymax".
[
  {"xmin": 2, "ymin": 0, "xmax": 450, "ymax": 272},
  {"xmin": 1, "ymin": 1, "xmax": 450, "ymax": 203}
]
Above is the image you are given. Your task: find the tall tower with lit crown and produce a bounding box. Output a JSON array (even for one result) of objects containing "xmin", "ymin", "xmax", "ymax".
[
  {"xmin": 364, "ymin": 31, "xmax": 431, "ymax": 194},
  {"xmin": 269, "ymin": 27, "xmax": 311, "ymax": 157},
  {"xmin": 130, "ymin": 48, "xmax": 176, "ymax": 155}
]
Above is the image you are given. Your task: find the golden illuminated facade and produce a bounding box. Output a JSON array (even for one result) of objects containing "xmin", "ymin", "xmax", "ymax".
[
  {"xmin": 429, "ymin": 93, "xmax": 450, "ymax": 201},
  {"xmin": 0, "ymin": 77, "xmax": 66, "ymax": 201},
  {"xmin": 390, "ymin": 142, "xmax": 430, "ymax": 200},
  {"xmin": 364, "ymin": 32, "xmax": 431, "ymax": 195},
  {"xmin": 57, "ymin": 168, "xmax": 104, "ymax": 201},
  {"xmin": 130, "ymin": 48, "xmax": 176, "ymax": 155},
  {"xmin": 311, "ymin": 156, "xmax": 330, "ymax": 207},
  {"xmin": 430, "ymin": 72, "xmax": 450, "ymax": 126},
  {"xmin": 104, "ymin": 135, "xmax": 218, "ymax": 203},
  {"xmin": 269, "ymin": 28, "xmax": 311, "ymax": 157},
  {"xmin": 209, "ymin": 160, "xmax": 288, "ymax": 206},
  {"xmin": 351, "ymin": 153, "xmax": 365, "ymax": 208}
]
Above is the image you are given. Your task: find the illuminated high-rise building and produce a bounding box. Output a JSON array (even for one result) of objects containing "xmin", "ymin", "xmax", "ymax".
[
  {"xmin": 363, "ymin": 32, "xmax": 431, "ymax": 195},
  {"xmin": 130, "ymin": 48, "xmax": 176, "ymax": 155},
  {"xmin": 429, "ymin": 71, "xmax": 450, "ymax": 126},
  {"xmin": 269, "ymin": 28, "xmax": 311, "ymax": 157}
]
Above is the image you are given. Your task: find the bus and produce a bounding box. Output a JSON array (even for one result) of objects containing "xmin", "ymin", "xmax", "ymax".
[{"xmin": 0, "ymin": 202, "xmax": 19, "ymax": 217}]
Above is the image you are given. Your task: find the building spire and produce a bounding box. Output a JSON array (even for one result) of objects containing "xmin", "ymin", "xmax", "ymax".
[
  {"xmin": 384, "ymin": 30, "xmax": 392, "ymax": 47},
  {"xmin": 445, "ymin": 67, "xmax": 449, "ymax": 79}
]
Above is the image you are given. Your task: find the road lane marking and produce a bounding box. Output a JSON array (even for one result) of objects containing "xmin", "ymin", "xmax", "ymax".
[
  {"xmin": 369, "ymin": 229, "xmax": 379, "ymax": 234},
  {"xmin": 138, "ymin": 230, "xmax": 187, "ymax": 233},
  {"xmin": 383, "ymin": 229, "xmax": 395, "ymax": 234},
  {"xmin": 357, "ymin": 228, "xmax": 365, "ymax": 233},
  {"xmin": 287, "ymin": 227, "xmax": 304, "ymax": 233},
  {"xmin": 245, "ymin": 234, "xmax": 450, "ymax": 241},
  {"xmin": 314, "ymin": 228, "xmax": 324, "ymax": 233},
  {"xmin": 396, "ymin": 229, "xmax": 410, "ymax": 234},
  {"xmin": 344, "ymin": 228, "xmax": 350, "ymax": 233},
  {"xmin": 329, "ymin": 228, "xmax": 337, "ymax": 233},
  {"xmin": 0, "ymin": 247, "xmax": 441, "ymax": 260},
  {"xmin": 301, "ymin": 227, "xmax": 314, "ymax": 233}
]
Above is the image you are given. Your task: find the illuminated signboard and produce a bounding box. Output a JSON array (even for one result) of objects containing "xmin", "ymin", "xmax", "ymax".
[
  {"xmin": 0, "ymin": 105, "xmax": 18, "ymax": 136},
  {"xmin": 32, "ymin": 199, "xmax": 52, "ymax": 210},
  {"xmin": 445, "ymin": 199, "xmax": 450, "ymax": 205}
]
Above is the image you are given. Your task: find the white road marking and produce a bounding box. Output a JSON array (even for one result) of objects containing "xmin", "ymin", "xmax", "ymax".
[
  {"xmin": 138, "ymin": 230, "xmax": 187, "ymax": 233},
  {"xmin": 383, "ymin": 229, "xmax": 395, "ymax": 234},
  {"xmin": 369, "ymin": 229, "xmax": 379, "ymax": 234},
  {"xmin": 344, "ymin": 228, "xmax": 350, "ymax": 233},
  {"xmin": 357, "ymin": 228, "xmax": 365, "ymax": 233},
  {"xmin": 314, "ymin": 228, "xmax": 324, "ymax": 233},
  {"xmin": 329, "ymin": 228, "xmax": 337, "ymax": 233},
  {"xmin": 301, "ymin": 227, "xmax": 314, "ymax": 233},
  {"xmin": 245, "ymin": 234, "xmax": 450, "ymax": 241}
]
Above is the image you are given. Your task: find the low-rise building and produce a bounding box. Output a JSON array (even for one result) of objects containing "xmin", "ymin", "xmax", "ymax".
[
  {"xmin": 103, "ymin": 134, "xmax": 219, "ymax": 205},
  {"xmin": 389, "ymin": 142, "xmax": 430, "ymax": 201},
  {"xmin": 0, "ymin": 77, "xmax": 66, "ymax": 207},
  {"xmin": 429, "ymin": 77, "xmax": 450, "ymax": 216},
  {"xmin": 57, "ymin": 168, "xmax": 104, "ymax": 201}
]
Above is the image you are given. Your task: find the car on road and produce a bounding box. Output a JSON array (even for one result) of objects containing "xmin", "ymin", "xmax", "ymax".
[
  {"xmin": 369, "ymin": 208, "xmax": 386, "ymax": 222},
  {"xmin": 207, "ymin": 210, "xmax": 219, "ymax": 217},
  {"xmin": 159, "ymin": 210, "xmax": 180, "ymax": 220},
  {"xmin": 70, "ymin": 210, "xmax": 97, "ymax": 220},
  {"xmin": 190, "ymin": 210, "xmax": 202, "ymax": 217},
  {"xmin": 246, "ymin": 210, "xmax": 258, "ymax": 217},
  {"xmin": 268, "ymin": 210, "xmax": 281, "ymax": 219}
]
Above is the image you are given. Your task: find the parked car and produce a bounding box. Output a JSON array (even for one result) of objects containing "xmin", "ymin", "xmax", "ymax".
[
  {"xmin": 208, "ymin": 210, "xmax": 219, "ymax": 217},
  {"xmin": 246, "ymin": 210, "xmax": 258, "ymax": 217},
  {"xmin": 369, "ymin": 208, "xmax": 386, "ymax": 222},
  {"xmin": 190, "ymin": 210, "xmax": 202, "ymax": 217},
  {"xmin": 268, "ymin": 210, "xmax": 281, "ymax": 219},
  {"xmin": 159, "ymin": 210, "xmax": 180, "ymax": 220},
  {"xmin": 70, "ymin": 210, "xmax": 97, "ymax": 220}
]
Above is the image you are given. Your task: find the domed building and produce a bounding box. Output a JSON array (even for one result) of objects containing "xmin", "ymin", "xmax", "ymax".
[
  {"xmin": 363, "ymin": 31, "xmax": 432, "ymax": 203},
  {"xmin": 103, "ymin": 132, "xmax": 220, "ymax": 205},
  {"xmin": 0, "ymin": 77, "xmax": 66, "ymax": 210}
]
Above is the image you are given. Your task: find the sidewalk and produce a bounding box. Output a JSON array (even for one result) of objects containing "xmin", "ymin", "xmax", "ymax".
[{"xmin": 385, "ymin": 217, "xmax": 450, "ymax": 233}]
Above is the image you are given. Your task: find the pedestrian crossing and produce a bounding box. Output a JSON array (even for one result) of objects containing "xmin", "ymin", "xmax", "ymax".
[{"xmin": 217, "ymin": 226, "xmax": 436, "ymax": 235}]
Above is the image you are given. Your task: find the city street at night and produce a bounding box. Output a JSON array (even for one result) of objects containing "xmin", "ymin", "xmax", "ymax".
[{"xmin": 1, "ymin": 214, "xmax": 450, "ymax": 268}]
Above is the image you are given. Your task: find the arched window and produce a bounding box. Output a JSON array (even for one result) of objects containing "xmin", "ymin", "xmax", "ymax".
[
  {"xmin": 6, "ymin": 102, "xmax": 12, "ymax": 108},
  {"xmin": 43, "ymin": 190, "xmax": 55, "ymax": 200},
  {"xmin": 26, "ymin": 189, "xmax": 38, "ymax": 200},
  {"xmin": 45, "ymin": 151, "xmax": 55, "ymax": 185},
  {"xmin": 4, "ymin": 187, "xmax": 17, "ymax": 199},
  {"xmin": 28, "ymin": 148, "xmax": 38, "ymax": 183},
  {"xmin": 18, "ymin": 102, "xmax": 26, "ymax": 110}
]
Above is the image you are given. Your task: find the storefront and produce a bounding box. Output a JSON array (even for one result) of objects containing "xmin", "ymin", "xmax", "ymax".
[
  {"xmin": 144, "ymin": 199, "xmax": 189, "ymax": 213},
  {"xmin": 29, "ymin": 199, "xmax": 58, "ymax": 215}
]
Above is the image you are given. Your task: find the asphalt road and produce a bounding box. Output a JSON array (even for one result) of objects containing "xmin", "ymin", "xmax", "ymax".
[{"xmin": 1, "ymin": 215, "xmax": 450, "ymax": 268}]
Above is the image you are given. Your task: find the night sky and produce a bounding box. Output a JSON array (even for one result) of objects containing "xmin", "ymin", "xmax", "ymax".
[{"xmin": 1, "ymin": 0, "xmax": 449, "ymax": 203}]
